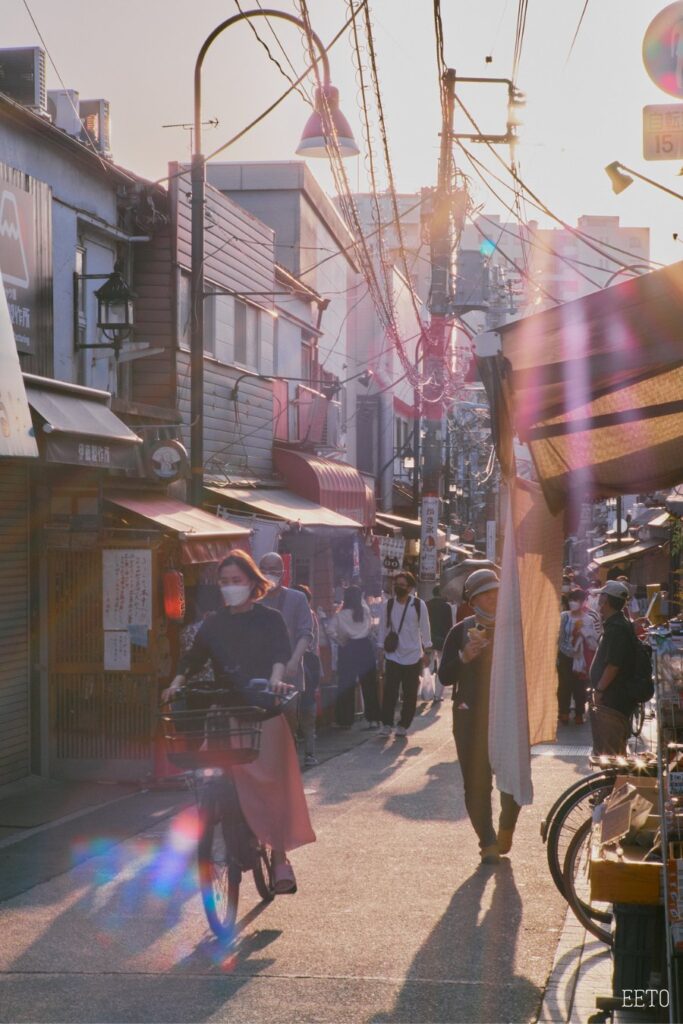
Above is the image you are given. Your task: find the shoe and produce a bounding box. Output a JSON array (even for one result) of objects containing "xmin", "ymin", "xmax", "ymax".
[
  {"xmin": 433, "ymin": 697, "xmax": 443, "ymax": 703},
  {"xmin": 480, "ymin": 843, "xmax": 500, "ymax": 865},
  {"xmin": 273, "ymin": 860, "xmax": 298, "ymax": 894},
  {"xmin": 363, "ymin": 721, "xmax": 380, "ymax": 730},
  {"xmin": 497, "ymin": 827, "xmax": 515, "ymax": 855},
  {"xmin": 558, "ymin": 714, "xmax": 569, "ymax": 725},
  {"xmin": 379, "ymin": 724, "xmax": 393, "ymax": 736},
  {"xmin": 395, "ymin": 726, "xmax": 408, "ymax": 737},
  {"xmin": 574, "ymin": 715, "xmax": 584, "ymax": 726},
  {"xmin": 303, "ymin": 754, "xmax": 318, "ymax": 768}
]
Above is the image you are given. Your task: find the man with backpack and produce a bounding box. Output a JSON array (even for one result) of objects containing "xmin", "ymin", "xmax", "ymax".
[
  {"xmin": 378, "ymin": 571, "xmax": 432, "ymax": 737},
  {"xmin": 589, "ymin": 579, "xmax": 653, "ymax": 755}
]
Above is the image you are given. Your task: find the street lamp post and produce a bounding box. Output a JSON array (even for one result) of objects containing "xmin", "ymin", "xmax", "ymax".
[
  {"xmin": 605, "ymin": 160, "xmax": 683, "ymax": 201},
  {"xmin": 190, "ymin": 9, "xmax": 358, "ymax": 506}
]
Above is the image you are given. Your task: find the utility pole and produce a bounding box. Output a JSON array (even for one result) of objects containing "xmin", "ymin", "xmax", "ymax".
[{"xmin": 419, "ymin": 69, "xmax": 457, "ymax": 596}]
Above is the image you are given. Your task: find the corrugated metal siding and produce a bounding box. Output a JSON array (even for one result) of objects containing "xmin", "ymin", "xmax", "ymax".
[
  {"xmin": 130, "ymin": 215, "xmax": 176, "ymax": 408},
  {"xmin": 176, "ymin": 350, "xmax": 275, "ymax": 477},
  {"xmin": 0, "ymin": 464, "xmax": 30, "ymax": 785}
]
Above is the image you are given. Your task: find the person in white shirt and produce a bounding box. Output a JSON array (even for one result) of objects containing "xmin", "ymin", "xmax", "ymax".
[
  {"xmin": 378, "ymin": 571, "xmax": 432, "ymax": 737},
  {"xmin": 328, "ymin": 586, "xmax": 381, "ymax": 729}
]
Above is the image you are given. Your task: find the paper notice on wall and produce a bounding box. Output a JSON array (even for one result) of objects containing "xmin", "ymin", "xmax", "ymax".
[
  {"xmin": 378, "ymin": 536, "xmax": 405, "ymax": 574},
  {"xmin": 104, "ymin": 630, "xmax": 131, "ymax": 671},
  {"xmin": 419, "ymin": 496, "xmax": 440, "ymax": 580},
  {"xmin": 102, "ymin": 550, "xmax": 152, "ymax": 630}
]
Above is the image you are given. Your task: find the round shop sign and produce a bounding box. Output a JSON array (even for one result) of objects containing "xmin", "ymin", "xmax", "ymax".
[
  {"xmin": 146, "ymin": 438, "xmax": 189, "ymax": 483},
  {"xmin": 643, "ymin": 2, "xmax": 683, "ymax": 97}
]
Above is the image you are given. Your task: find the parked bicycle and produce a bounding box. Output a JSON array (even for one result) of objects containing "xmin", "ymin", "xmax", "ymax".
[
  {"xmin": 540, "ymin": 750, "xmax": 658, "ymax": 945},
  {"xmin": 160, "ymin": 679, "xmax": 298, "ymax": 941}
]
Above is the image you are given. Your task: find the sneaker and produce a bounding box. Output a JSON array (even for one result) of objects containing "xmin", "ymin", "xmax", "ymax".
[
  {"xmin": 303, "ymin": 754, "xmax": 318, "ymax": 768},
  {"xmin": 395, "ymin": 726, "xmax": 408, "ymax": 737},
  {"xmin": 379, "ymin": 724, "xmax": 393, "ymax": 736},
  {"xmin": 362, "ymin": 721, "xmax": 380, "ymax": 730}
]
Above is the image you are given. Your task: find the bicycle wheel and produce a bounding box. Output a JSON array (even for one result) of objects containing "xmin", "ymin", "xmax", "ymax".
[
  {"xmin": 545, "ymin": 772, "xmax": 616, "ymax": 908},
  {"xmin": 630, "ymin": 702, "xmax": 645, "ymax": 739},
  {"xmin": 197, "ymin": 806, "xmax": 240, "ymax": 941},
  {"xmin": 253, "ymin": 845, "xmax": 275, "ymax": 903},
  {"xmin": 562, "ymin": 816, "xmax": 613, "ymax": 946}
]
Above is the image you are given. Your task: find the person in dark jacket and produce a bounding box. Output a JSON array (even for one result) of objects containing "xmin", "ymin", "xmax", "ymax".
[
  {"xmin": 589, "ymin": 579, "xmax": 636, "ymax": 755},
  {"xmin": 426, "ymin": 586, "xmax": 454, "ymax": 701},
  {"xmin": 438, "ymin": 568, "xmax": 521, "ymax": 865}
]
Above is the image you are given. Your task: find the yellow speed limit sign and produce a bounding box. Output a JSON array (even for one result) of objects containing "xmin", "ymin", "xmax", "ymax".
[{"xmin": 643, "ymin": 103, "xmax": 683, "ymax": 159}]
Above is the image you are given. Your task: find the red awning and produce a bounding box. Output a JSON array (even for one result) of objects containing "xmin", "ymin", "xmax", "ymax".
[
  {"xmin": 273, "ymin": 448, "xmax": 375, "ymax": 527},
  {"xmin": 107, "ymin": 493, "xmax": 251, "ymax": 565}
]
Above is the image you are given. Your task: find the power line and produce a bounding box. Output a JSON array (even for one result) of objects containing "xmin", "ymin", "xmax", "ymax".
[
  {"xmin": 20, "ymin": 0, "xmax": 119, "ymax": 179},
  {"xmin": 566, "ymin": 0, "xmax": 590, "ymax": 65},
  {"xmin": 453, "ymin": 92, "xmax": 662, "ymax": 270},
  {"xmin": 153, "ymin": 2, "xmax": 369, "ymax": 189},
  {"xmin": 233, "ymin": 0, "xmax": 310, "ymax": 104}
]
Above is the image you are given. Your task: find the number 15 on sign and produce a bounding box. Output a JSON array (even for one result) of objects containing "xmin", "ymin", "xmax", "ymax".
[{"xmin": 643, "ymin": 104, "xmax": 683, "ymax": 159}]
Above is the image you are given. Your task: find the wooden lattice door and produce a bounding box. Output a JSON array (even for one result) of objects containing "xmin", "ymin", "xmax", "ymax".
[{"xmin": 48, "ymin": 546, "xmax": 158, "ymax": 781}]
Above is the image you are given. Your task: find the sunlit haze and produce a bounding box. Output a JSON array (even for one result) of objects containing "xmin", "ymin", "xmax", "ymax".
[{"xmin": 4, "ymin": 1, "xmax": 683, "ymax": 265}]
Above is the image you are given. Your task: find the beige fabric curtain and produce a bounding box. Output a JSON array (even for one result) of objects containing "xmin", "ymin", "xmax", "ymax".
[{"xmin": 489, "ymin": 478, "xmax": 564, "ymax": 806}]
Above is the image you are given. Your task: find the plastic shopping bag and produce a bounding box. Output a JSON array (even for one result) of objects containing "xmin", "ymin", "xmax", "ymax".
[{"xmin": 419, "ymin": 667, "xmax": 436, "ymax": 702}]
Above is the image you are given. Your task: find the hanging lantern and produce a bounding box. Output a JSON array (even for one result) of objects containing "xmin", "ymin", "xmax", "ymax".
[{"xmin": 163, "ymin": 570, "xmax": 186, "ymax": 622}]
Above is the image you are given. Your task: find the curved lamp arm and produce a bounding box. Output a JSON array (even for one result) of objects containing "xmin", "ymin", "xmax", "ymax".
[{"xmin": 194, "ymin": 9, "xmax": 329, "ymax": 156}]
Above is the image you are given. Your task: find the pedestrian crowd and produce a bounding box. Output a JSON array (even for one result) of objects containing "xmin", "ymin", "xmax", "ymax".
[{"xmin": 164, "ymin": 543, "xmax": 663, "ymax": 882}]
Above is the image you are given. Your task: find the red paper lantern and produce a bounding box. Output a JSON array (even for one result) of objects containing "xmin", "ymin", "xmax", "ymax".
[{"xmin": 163, "ymin": 570, "xmax": 186, "ymax": 622}]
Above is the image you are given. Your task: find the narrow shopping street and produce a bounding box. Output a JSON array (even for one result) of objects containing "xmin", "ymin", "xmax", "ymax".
[{"xmin": 0, "ymin": 709, "xmax": 585, "ymax": 1024}]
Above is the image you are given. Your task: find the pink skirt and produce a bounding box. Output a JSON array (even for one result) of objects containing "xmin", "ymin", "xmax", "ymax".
[{"xmin": 232, "ymin": 715, "xmax": 316, "ymax": 852}]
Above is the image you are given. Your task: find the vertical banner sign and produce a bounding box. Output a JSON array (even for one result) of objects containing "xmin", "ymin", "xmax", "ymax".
[
  {"xmin": 0, "ymin": 179, "xmax": 37, "ymax": 352},
  {"xmin": 486, "ymin": 520, "xmax": 497, "ymax": 562},
  {"xmin": 420, "ymin": 496, "xmax": 440, "ymax": 581},
  {"xmin": 0, "ymin": 272, "xmax": 38, "ymax": 457}
]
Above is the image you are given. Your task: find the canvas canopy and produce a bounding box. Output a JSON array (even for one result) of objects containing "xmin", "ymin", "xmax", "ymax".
[{"xmin": 477, "ymin": 261, "xmax": 683, "ymax": 515}]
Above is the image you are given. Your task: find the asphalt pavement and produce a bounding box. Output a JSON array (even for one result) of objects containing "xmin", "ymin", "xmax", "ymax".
[{"xmin": 0, "ymin": 704, "xmax": 590, "ymax": 1024}]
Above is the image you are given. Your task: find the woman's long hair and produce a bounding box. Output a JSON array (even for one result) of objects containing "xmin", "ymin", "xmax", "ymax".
[
  {"xmin": 342, "ymin": 584, "xmax": 364, "ymax": 623},
  {"xmin": 218, "ymin": 549, "xmax": 271, "ymax": 601}
]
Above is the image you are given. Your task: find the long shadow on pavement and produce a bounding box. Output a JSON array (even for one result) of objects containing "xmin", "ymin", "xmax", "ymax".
[{"xmin": 369, "ymin": 860, "xmax": 541, "ymax": 1024}]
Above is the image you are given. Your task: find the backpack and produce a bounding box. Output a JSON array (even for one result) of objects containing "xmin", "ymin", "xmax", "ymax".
[{"xmin": 626, "ymin": 628, "xmax": 654, "ymax": 703}]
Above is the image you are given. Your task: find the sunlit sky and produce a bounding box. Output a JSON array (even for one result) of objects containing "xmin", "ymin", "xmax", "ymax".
[{"xmin": 5, "ymin": 0, "xmax": 683, "ymax": 265}]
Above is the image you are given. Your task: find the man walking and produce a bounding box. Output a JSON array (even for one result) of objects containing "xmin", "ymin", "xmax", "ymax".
[
  {"xmin": 438, "ymin": 568, "xmax": 521, "ymax": 865},
  {"xmin": 378, "ymin": 571, "xmax": 431, "ymax": 737},
  {"xmin": 589, "ymin": 579, "xmax": 635, "ymax": 755},
  {"xmin": 260, "ymin": 552, "xmax": 314, "ymax": 758}
]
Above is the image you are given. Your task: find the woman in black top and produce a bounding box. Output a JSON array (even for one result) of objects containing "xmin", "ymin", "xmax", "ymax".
[
  {"xmin": 162, "ymin": 550, "xmax": 316, "ymax": 893},
  {"xmin": 438, "ymin": 568, "xmax": 521, "ymax": 865}
]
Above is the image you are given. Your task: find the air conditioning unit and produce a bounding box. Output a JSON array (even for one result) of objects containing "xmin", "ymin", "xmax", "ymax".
[
  {"xmin": 47, "ymin": 89, "xmax": 81, "ymax": 137},
  {"xmin": 79, "ymin": 98, "xmax": 111, "ymax": 156},
  {"xmin": 0, "ymin": 47, "xmax": 46, "ymax": 113},
  {"xmin": 321, "ymin": 399, "xmax": 342, "ymax": 449}
]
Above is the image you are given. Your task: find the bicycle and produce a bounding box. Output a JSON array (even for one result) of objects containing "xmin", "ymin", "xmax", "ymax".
[
  {"xmin": 541, "ymin": 751, "xmax": 658, "ymax": 945},
  {"xmin": 160, "ymin": 680, "xmax": 298, "ymax": 941}
]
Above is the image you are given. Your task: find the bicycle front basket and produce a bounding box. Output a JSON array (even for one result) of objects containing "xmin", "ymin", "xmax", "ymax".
[{"xmin": 160, "ymin": 707, "xmax": 263, "ymax": 771}]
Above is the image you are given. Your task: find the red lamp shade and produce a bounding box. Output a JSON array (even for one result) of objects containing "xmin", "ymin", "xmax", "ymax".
[
  {"xmin": 296, "ymin": 85, "xmax": 359, "ymax": 158},
  {"xmin": 163, "ymin": 570, "xmax": 186, "ymax": 622}
]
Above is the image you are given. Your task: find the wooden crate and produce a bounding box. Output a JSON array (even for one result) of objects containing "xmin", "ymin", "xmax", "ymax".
[{"xmin": 590, "ymin": 843, "xmax": 662, "ymax": 905}]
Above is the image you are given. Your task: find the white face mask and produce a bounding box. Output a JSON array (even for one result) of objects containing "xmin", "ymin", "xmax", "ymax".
[
  {"xmin": 568, "ymin": 600, "xmax": 581, "ymax": 611},
  {"xmin": 220, "ymin": 584, "xmax": 252, "ymax": 607},
  {"xmin": 264, "ymin": 572, "xmax": 283, "ymax": 587}
]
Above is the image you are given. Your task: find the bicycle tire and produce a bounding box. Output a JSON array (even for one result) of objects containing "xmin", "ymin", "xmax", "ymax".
[
  {"xmin": 545, "ymin": 772, "xmax": 616, "ymax": 908},
  {"xmin": 197, "ymin": 806, "xmax": 240, "ymax": 941},
  {"xmin": 253, "ymin": 845, "xmax": 275, "ymax": 903},
  {"xmin": 562, "ymin": 816, "xmax": 613, "ymax": 946}
]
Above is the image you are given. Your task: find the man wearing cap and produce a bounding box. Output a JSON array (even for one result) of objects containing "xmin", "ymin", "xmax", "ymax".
[
  {"xmin": 589, "ymin": 579, "xmax": 636, "ymax": 755},
  {"xmin": 438, "ymin": 568, "xmax": 521, "ymax": 865}
]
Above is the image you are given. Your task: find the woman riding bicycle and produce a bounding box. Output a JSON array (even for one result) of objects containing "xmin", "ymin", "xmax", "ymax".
[{"xmin": 162, "ymin": 549, "xmax": 316, "ymax": 894}]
